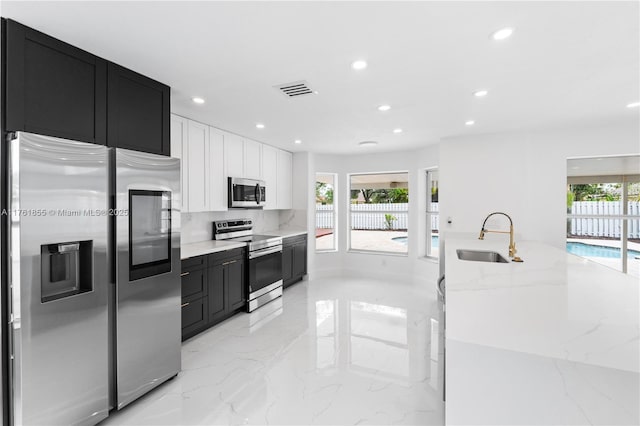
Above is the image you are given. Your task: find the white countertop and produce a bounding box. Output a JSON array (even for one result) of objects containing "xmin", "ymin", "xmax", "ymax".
[
  {"xmin": 444, "ymin": 238, "xmax": 640, "ymax": 425},
  {"xmin": 181, "ymin": 228, "xmax": 307, "ymax": 259},
  {"xmin": 262, "ymin": 227, "xmax": 307, "ymax": 238},
  {"xmin": 181, "ymin": 240, "xmax": 247, "ymax": 260}
]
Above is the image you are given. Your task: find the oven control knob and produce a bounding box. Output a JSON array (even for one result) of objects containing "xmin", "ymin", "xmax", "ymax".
[{"xmin": 223, "ymin": 223, "xmax": 227, "ymax": 227}]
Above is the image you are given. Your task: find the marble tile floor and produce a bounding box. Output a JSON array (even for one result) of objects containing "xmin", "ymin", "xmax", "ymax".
[{"xmin": 101, "ymin": 276, "xmax": 445, "ymax": 425}]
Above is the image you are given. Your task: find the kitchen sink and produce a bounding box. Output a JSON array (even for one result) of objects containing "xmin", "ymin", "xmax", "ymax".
[{"xmin": 456, "ymin": 249, "xmax": 509, "ymax": 263}]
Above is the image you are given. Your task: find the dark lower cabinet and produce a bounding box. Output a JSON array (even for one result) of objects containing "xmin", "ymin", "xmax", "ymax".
[
  {"xmin": 283, "ymin": 234, "xmax": 307, "ymax": 288},
  {"xmin": 226, "ymin": 259, "xmax": 246, "ymax": 311},
  {"xmin": 4, "ymin": 19, "xmax": 107, "ymax": 144},
  {"xmin": 181, "ymin": 248, "xmax": 246, "ymax": 341},
  {"xmin": 180, "ymin": 258, "xmax": 208, "ymax": 341},
  {"xmin": 208, "ymin": 263, "xmax": 226, "ymax": 323},
  {"xmin": 181, "ymin": 268, "xmax": 207, "ymax": 300},
  {"xmin": 282, "ymin": 244, "xmax": 294, "ymax": 284},
  {"xmin": 181, "ymin": 297, "xmax": 207, "ymax": 339}
]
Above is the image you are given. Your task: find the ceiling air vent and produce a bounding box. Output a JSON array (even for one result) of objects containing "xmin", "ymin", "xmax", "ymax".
[{"xmin": 274, "ymin": 80, "xmax": 315, "ymax": 98}]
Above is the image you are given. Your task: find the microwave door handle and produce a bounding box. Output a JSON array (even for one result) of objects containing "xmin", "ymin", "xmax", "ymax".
[{"xmin": 255, "ymin": 183, "xmax": 260, "ymax": 205}]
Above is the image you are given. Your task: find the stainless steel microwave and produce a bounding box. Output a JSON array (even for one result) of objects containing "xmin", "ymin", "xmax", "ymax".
[{"xmin": 228, "ymin": 177, "xmax": 266, "ymax": 208}]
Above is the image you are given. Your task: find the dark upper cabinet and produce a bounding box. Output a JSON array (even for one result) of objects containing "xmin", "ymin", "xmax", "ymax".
[
  {"xmin": 4, "ymin": 19, "xmax": 107, "ymax": 144},
  {"xmin": 3, "ymin": 19, "xmax": 170, "ymax": 156},
  {"xmin": 107, "ymin": 63, "xmax": 170, "ymax": 156}
]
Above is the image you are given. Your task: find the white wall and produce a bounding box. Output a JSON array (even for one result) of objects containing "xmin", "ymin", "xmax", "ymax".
[
  {"xmin": 439, "ymin": 123, "xmax": 640, "ymax": 249},
  {"xmin": 310, "ymin": 146, "xmax": 440, "ymax": 285}
]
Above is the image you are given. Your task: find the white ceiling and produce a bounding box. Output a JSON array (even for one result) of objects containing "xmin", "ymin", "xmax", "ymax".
[
  {"xmin": 567, "ymin": 155, "xmax": 640, "ymax": 177},
  {"xmin": 2, "ymin": 1, "xmax": 639, "ymax": 154}
]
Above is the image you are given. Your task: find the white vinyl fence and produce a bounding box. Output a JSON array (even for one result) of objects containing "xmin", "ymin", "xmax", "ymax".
[
  {"xmin": 316, "ymin": 204, "xmax": 335, "ymax": 229},
  {"xmin": 569, "ymin": 201, "xmax": 640, "ymax": 239},
  {"xmin": 315, "ymin": 203, "xmax": 440, "ymax": 231}
]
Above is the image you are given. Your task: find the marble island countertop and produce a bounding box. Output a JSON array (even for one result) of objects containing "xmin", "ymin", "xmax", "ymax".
[{"xmin": 444, "ymin": 238, "xmax": 639, "ymax": 425}]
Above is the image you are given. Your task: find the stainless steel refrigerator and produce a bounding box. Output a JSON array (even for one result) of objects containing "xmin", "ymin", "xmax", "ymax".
[
  {"xmin": 112, "ymin": 148, "xmax": 181, "ymax": 410},
  {"xmin": 7, "ymin": 131, "xmax": 181, "ymax": 425}
]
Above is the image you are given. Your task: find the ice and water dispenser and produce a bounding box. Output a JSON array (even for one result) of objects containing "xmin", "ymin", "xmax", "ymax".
[{"xmin": 40, "ymin": 240, "xmax": 93, "ymax": 302}]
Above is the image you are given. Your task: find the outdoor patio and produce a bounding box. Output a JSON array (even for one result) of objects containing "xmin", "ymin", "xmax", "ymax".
[
  {"xmin": 315, "ymin": 230, "xmax": 409, "ymax": 253},
  {"xmin": 567, "ymin": 238, "xmax": 640, "ymax": 278}
]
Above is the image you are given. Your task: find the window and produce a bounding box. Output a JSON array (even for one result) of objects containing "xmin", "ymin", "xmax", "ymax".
[
  {"xmin": 349, "ymin": 172, "xmax": 409, "ymax": 254},
  {"xmin": 316, "ymin": 173, "xmax": 337, "ymax": 251},
  {"xmin": 426, "ymin": 169, "xmax": 439, "ymax": 258},
  {"xmin": 566, "ymin": 156, "xmax": 640, "ymax": 278}
]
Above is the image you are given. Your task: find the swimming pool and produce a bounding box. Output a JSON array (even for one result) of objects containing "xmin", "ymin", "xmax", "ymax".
[{"xmin": 566, "ymin": 242, "xmax": 640, "ymax": 259}]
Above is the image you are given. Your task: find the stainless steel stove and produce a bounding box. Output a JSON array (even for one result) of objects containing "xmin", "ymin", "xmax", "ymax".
[{"xmin": 213, "ymin": 219, "xmax": 283, "ymax": 312}]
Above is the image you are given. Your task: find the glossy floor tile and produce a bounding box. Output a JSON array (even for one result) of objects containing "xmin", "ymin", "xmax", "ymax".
[{"xmin": 101, "ymin": 277, "xmax": 445, "ymax": 425}]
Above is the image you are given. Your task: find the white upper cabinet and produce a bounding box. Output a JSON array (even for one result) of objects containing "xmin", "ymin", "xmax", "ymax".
[
  {"xmin": 186, "ymin": 120, "xmax": 210, "ymax": 212},
  {"xmin": 224, "ymin": 132, "xmax": 244, "ymax": 179},
  {"xmin": 170, "ymin": 114, "xmax": 187, "ymax": 211},
  {"xmin": 277, "ymin": 150, "xmax": 293, "ymax": 209},
  {"xmin": 261, "ymin": 144, "xmax": 278, "ymax": 210},
  {"xmin": 171, "ymin": 113, "xmax": 294, "ymax": 212},
  {"xmin": 243, "ymin": 139, "xmax": 262, "ymax": 180},
  {"xmin": 208, "ymin": 128, "xmax": 227, "ymax": 211}
]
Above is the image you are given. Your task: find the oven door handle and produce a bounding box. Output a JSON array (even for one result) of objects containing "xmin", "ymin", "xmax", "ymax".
[{"xmin": 249, "ymin": 246, "xmax": 282, "ymax": 259}]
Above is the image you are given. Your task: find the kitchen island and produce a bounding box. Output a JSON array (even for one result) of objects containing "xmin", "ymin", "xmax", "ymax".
[{"xmin": 444, "ymin": 238, "xmax": 639, "ymax": 425}]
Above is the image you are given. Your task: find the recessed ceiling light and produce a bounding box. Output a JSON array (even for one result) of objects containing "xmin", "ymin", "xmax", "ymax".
[
  {"xmin": 359, "ymin": 141, "xmax": 378, "ymax": 147},
  {"xmin": 393, "ymin": 128, "xmax": 403, "ymax": 134},
  {"xmin": 294, "ymin": 139, "xmax": 302, "ymax": 144},
  {"xmin": 352, "ymin": 60, "xmax": 368, "ymax": 70},
  {"xmin": 473, "ymin": 90, "xmax": 488, "ymax": 97},
  {"xmin": 465, "ymin": 120, "xmax": 475, "ymax": 126},
  {"xmin": 378, "ymin": 105, "xmax": 391, "ymax": 111},
  {"xmin": 192, "ymin": 97, "xmax": 205, "ymax": 104},
  {"xmin": 491, "ymin": 27, "xmax": 514, "ymax": 41},
  {"xmin": 627, "ymin": 101, "xmax": 640, "ymax": 108},
  {"xmin": 256, "ymin": 123, "xmax": 265, "ymax": 129}
]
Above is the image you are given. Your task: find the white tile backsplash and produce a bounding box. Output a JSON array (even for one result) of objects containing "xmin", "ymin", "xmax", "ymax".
[{"xmin": 181, "ymin": 210, "xmax": 288, "ymax": 244}]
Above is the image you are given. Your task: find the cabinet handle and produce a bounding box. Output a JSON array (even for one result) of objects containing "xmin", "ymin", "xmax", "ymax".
[
  {"xmin": 181, "ymin": 302, "xmax": 190, "ymax": 308},
  {"xmin": 222, "ymin": 260, "xmax": 237, "ymax": 266},
  {"xmin": 180, "ymin": 272, "xmax": 190, "ymax": 277}
]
